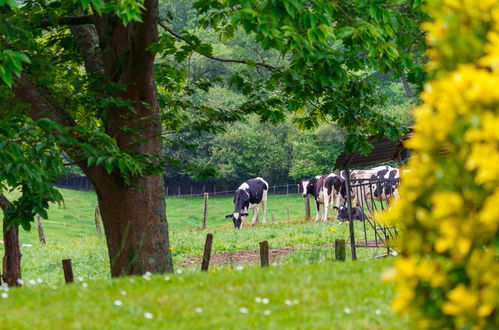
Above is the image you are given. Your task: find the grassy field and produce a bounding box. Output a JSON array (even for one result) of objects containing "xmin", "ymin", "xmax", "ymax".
[
  {"xmin": 1, "ymin": 259, "xmax": 408, "ymax": 329},
  {"xmin": 0, "ymin": 188, "xmax": 406, "ymax": 328}
]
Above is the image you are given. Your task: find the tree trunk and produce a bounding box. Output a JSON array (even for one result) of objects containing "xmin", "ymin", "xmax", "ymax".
[
  {"xmin": 91, "ymin": 173, "xmax": 173, "ymax": 277},
  {"xmin": 401, "ymin": 73, "xmax": 415, "ymax": 98},
  {"xmin": 0, "ymin": 194, "xmax": 21, "ymax": 287}
]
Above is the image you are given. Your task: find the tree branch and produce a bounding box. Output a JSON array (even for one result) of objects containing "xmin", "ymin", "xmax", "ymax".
[
  {"xmin": 39, "ymin": 15, "xmax": 95, "ymax": 28},
  {"xmin": 14, "ymin": 74, "xmax": 77, "ymax": 128},
  {"xmin": 0, "ymin": 193, "xmax": 13, "ymax": 212},
  {"xmin": 158, "ymin": 21, "xmax": 275, "ymax": 71}
]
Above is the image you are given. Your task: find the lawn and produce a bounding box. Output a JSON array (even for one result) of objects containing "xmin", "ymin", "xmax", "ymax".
[
  {"xmin": 0, "ymin": 188, "xmax": 406, "ymax": 328},
  {"xmin": 1, "ymin": 259, "xmax": 408, "ymax": 329}
]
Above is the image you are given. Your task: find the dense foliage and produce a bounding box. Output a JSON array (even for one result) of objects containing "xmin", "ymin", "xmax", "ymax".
[{"xmin": 381, "ymin": 1, "xmax": 499, "ymax": 328}]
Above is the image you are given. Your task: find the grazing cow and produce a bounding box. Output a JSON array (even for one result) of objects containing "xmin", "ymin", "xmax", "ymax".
[
  {"xmin": 225, "ymin": 177, "xmax": 268, "ymax": 229},
  {"xmin": 299, "ymin": 174, "xmax": 344, "ymax": 222},
  {"xmin": 333, "ymin": 205, "xmax": 368, "ymax": 222}
]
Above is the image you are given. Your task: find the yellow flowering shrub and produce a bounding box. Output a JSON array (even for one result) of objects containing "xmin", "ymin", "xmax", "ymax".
[{"xmin": 379, "ymin": 1, "xmax": 499, "ymax": 328}]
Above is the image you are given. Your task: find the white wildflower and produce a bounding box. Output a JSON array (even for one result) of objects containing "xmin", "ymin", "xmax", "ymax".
[
  {"xmin": 263, "ymin": 309, "xmax": 271, "ymax": 316},
  {"xmin": 142, "ymin": 272, "xmax": 152, "ymax": 281},
  {"xmin": 255, "ymin": 297, "xmax": 262, "ymax": 303},
  {"xmin": 121, "ymin": 290, "xmax": 127, "ymax": 296},
  {"xmin": 262, "ymin": 298, "xmax": 269, "ymax": 305},
  {"xmin": 375, "ymin": 309, "xmax": 382, "ymax": 315},
  {"xmin": 284, "ymin": 299, "xmax": 292, "ymax": 306},
  {"xmin": 344, "ymin": 307, "xmax": 351, "ymax": 314},
  {"xmin": 1, "ymin": 292, "xmax": 8, "ymax": 299},
  {"xmin": 235, "ymin": 265, "xmax": 244, "ymax": 271},
  {"xmin": 77, "ymin": 276, "xmax": 84, "ymax": 282},
  {"xmin": 16, "ymin": 279, "xmax": 23, "ymax": 286},
  {"xmin": 82, "ymin": 282, "xmax": 88, "ymax": 289},
  {"xmin": 164, "ymin": 276, "xmax": 170, "ymax": 281},
  {"xmin": 114, "ymin": 300, "xmax": 123, "ymax": 306},
  {"xmin": 28, "ymin": 279, "xmax": 36, "ymax": 285},
  {"xmin": 176, "ymin": 269, "xmax": 183, "ymax": 274},
  {"xmin": 36, "ymin": 278, "xmax": 43, "ymax": 284},
  {"xmin": 239, "ymin": 307, "xmax": 249, "ymax": 314},
  {"xmin": 293, "ymin": 299, "xmax": 300, "ymax": 305},
  {"xmin": 144, "ymin": 312, "xmax": 154, "ymax": 319},
  {"xmin": 194, "ymin": 307, "xmax": 203, "ymax": 313}
]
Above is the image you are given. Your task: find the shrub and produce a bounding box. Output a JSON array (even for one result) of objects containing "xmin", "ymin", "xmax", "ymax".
[{"xmin": 379, "ymin": 1, "xmax": 499, "ymax": 328}]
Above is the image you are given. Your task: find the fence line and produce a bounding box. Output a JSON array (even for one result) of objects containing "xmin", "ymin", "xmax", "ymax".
[
  {"xmin": 53, "ymin": 175, "xmax": 302, "ymax": 198},
  {"xmin": 167, "ymin": 183, "xmax": 302, "ymax": 198}
]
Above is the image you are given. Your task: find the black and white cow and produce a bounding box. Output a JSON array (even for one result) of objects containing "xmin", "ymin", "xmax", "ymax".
[
  {"xmin": 225, "ymin": 177, "xmax": 269, "ymax": 229},
  {"xmin": 299, "ymin": 174, "xmax": 345, "ymax": 222},
  {"xmin": 333, "ymin": 205, "xmax": 368, "ymax": 222},
  {"xmin": 365, "ymin": 166, "xmax": 400, "ymax": 204}
]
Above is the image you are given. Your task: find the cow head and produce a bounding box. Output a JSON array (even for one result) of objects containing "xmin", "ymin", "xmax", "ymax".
[
  {"xmin": 299, "ymin": 177, "xmax": 317, "ymax": 197},
  {"xmin": 333, "ymin": 205, "xmax": 349, "ymax": 220},
  {"xmin": 225, "ymin": 212, "xmax": 249, "ymax": 229}
]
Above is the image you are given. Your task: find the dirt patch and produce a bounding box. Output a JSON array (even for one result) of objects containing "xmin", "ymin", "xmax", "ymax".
[
  {"xmin": 178, "ymin": 240, "xmax": 387, "ymax": 268},
  {"xmin": 178, "ymin": 247, "xmax": 296, "ymax": 267}
]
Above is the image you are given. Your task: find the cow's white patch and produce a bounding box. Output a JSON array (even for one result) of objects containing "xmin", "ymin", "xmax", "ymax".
[
  {"xmin": 238, "ymin": 182, "xmax": 250, "ymax": 191},
  {"xmin": 302, "ymin": 180, "xmax": 309, "ymax": 197},
  {"xmin": 234, "ymin": 212, "xmax": 240, "ymax": 220},
  {"xmin": 255, "ymin": 177, "xmax": 269, "ymax": 189}
]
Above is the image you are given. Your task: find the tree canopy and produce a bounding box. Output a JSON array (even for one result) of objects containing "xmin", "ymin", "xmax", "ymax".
[{"xmin": 0, "ymin": 0, "xmax": 425, "ymax": 278}]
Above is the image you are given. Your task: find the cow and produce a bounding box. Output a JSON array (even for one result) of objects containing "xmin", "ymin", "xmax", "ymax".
[
  {"xmin": 365, "ymin": 166, "xmax": 400, "ymax": 205},
  {"xmin": 337, "ymin": 166, "xmax": 400, "ymax": 212},
  {"xmin": 333, "ymin": 205, "xmax": 368, "ymax": 222},
  {"xmin": 299, "ymin": 174, "xmax": 345, "ymax": 222},
  {"xmin": 225, "ymin": 177, "xmax": 268, "ymax": 229}
]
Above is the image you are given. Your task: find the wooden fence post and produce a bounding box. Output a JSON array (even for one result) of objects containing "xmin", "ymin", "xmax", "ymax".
[
  {"xmin": 202, "ymin": 193, "xmax": 208, "ymax": 230},
  {"xmin": 37, "ymin": 215, "xmax": 46, "ymax": 244},
  {"xmin": 201, "ymin": 233, "xmax": 213, "ymax": 272},
  {"xmin": 166, "ymin": 186, "xmax": 169, "ymax": 197},
  {"xmin": 335, "ymin": 239, "xmax": 346, "ymax": 261},
  {"xmin": 94, "ymin": 205, "xmax": 103, "ymax": 238},
  {"xmin": 62, "ymin": 259, "xmax": 74, "ymax": 283},
  {"xmin": 304, "ymin": 195, "xmax": 311, "ymax": 221},
  {"xmin": 178, "ymin": 186, "xmax": 181, "ymax": 196},
  {"xmin": 259, "ymin": 241, "xmax": 269, "ymax": 267}
]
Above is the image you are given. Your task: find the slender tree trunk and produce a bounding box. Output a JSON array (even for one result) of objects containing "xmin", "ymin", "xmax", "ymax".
[
  {"xmin": 401, "ymin": 73, "xmax": 415, "ymax": 98},
  {"xmin": 0, "ymin": 194, "xmax": 21, "ymax": 286}
]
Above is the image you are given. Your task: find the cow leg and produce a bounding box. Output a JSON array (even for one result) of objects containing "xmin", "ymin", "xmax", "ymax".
[
  {"xmin": 251, "ymin": 205, "xmax": 259, "ymax": 226},
  {"xmin": 314, "ymin": 201, "xmax": 320, "ymax": 222},
  {"xmin": 322, "ymin": 187, "xmax": 329, "ymax": 222},
  {"xmin": 261, "ymin": 190, "xmax": 268, "ymax": 224}
]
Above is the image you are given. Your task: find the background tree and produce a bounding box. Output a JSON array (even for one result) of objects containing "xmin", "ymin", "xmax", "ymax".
[{"xmin": 1, "ymin": 0, "xmax": 424, "ymax": 278}]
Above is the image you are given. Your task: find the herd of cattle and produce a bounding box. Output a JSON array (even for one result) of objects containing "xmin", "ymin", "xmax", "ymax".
[{"xmin": 225, "ymin": 166, "xmax": 401, "ymax": 229}]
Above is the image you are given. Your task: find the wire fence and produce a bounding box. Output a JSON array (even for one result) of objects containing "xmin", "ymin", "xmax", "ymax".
[
  {"xmin": 53, "ymin": 175, "xmax": 302, "ymax": 198},
  {"xmin": 167, "ymin": 183, "xmax": 302, "ymax": 198}
]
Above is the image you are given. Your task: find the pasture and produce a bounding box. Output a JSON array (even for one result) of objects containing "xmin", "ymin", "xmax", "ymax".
[{"xmin": 1, "ymin": 188, "xmax": 407, "ymax": 328}]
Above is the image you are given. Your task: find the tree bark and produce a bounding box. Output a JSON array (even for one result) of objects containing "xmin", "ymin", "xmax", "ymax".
[
  {"xmin": 91, "ymin": 173, "xmax": 173, "ymax": 276},
  {"xmin": 0, "ymin": 194, "xmax": 21, "ymax": 287},
  {"xmin": 401, "ymin": 73, "xmax": 415, "ymax": 98}
]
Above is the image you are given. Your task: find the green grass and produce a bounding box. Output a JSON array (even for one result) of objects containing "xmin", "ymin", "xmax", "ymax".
[
  {"xmin": 0, "ymin": 188, "xmax": 406, "ymax": 328},
  {"xmin": 1, "ymin": 259, "xmax": 409, "ymax": 329}
]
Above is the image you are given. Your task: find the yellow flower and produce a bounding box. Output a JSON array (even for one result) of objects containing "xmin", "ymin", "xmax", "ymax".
[
  {"xmin": 169, "ymin": 246, "xmax": 174, "ymax": 251},
  {"xmin": 329, "ymin": 228, "xmax": 337, "ymax": 233}
]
